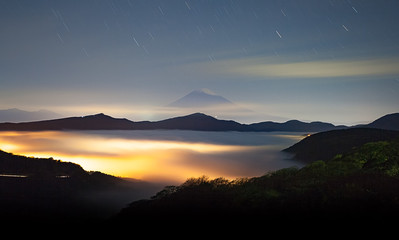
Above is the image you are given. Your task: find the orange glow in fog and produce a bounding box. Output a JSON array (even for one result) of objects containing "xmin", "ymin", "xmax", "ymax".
[{"xmin": 0, "ymin": 131, "xmax": 270, "ymax": 183}]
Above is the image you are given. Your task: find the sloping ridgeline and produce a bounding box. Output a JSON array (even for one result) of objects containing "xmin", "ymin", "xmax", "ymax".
[
  {"xmin": 283, "ymin": 128, "xmax": 399, "ymax": 163},
  {"xmin": 365, "ymin": 112, "xmax": 399, "ymax": 131},
  {"xmin": 0, "ymin": 112, "xmax": 344, "ymax": 132},
  {"xmin": 0, "ymin": 150, "xmax": 157, "ymax": 223},
  {"xmin": 114, "ymin": 129, "xmax": 399, "ymax": 223}
]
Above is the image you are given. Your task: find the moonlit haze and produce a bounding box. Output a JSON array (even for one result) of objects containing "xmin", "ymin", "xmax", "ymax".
[{"xmin": 1, "ymin": 0, "xmax": 399, "ymax": 125}]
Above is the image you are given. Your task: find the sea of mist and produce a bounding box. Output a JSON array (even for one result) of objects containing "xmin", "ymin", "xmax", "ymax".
[
  {"xmin": 0, "ymin": 130, "xmax": 307, "ymax": 218},
  {"xmin": 0, "ymin": 130, "xmax": 306, "ymax": 184}
]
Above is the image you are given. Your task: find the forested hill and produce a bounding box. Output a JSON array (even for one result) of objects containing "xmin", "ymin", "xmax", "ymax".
[
  {"xmin": 283, "ymin": 128, "xmax": 399, "ymax": 163},
  {"xmin": 114, "ymin": 137, "xmax": 399, "ymax": 222}
]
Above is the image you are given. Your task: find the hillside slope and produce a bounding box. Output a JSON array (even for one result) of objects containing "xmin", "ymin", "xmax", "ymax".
[
  {"xmin": 114, "ymin": 138, "xmax": 399, "ymax": 222},
  {"xmin": 283, "ymin": 128, "xmax": 399, "ymax": 163},
  {"xmin": 0, "ymin": 150, "xmax": 160, "ymax": 222},
  {"xmin": 366, "ymin": 113, "xmax": 399, "ymax": 131}
]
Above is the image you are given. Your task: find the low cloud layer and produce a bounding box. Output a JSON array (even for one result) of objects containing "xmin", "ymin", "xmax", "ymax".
[{"xmin": 0, "ymin": 131, "xmax": 304, "ymax": 184}]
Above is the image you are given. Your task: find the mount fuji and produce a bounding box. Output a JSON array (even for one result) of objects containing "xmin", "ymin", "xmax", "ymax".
[
  {"xmin": 167, "ymin": 89, "xmax": 235, "ymax": 108},
  {"xmin": 166, "ymin": 89, "xmax": 281, "ymax": 123}
]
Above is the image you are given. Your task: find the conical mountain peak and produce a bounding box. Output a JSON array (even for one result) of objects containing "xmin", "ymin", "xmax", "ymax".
[{"xmin": 168, "ymin": 89, "xmax": 233, "ymax": 108}]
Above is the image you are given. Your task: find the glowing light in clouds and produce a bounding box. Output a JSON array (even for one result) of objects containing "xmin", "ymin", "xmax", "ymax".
[{"xmin": 0, "ymin": 131, "xmax": 304, "ymax": 184}]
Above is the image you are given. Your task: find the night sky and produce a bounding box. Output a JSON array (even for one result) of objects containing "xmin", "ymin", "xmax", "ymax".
[{"xmin": 1, "ymin": 0, "xmax": 399, "ymax": 125}]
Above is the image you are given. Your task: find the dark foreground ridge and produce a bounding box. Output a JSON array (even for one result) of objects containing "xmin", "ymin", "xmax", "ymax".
[
  {"xmin": 0, "ymin": 150, "xmax": 161, "ymax": 223},
  {"xmin": 284, "ymin": 128, "xmax": 399, "ymax": 163},
  {"xmin": 113, "ymin": 136, "xmax": 399, "ymax": 223}
]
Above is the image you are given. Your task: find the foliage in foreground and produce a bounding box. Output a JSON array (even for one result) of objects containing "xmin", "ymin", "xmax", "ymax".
[{"xmin": 117, "ymin": 139, "xmax": 399, "ymax": 219}]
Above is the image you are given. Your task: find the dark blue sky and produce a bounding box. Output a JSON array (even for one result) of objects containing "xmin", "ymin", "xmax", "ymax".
[{"xmin": 1, "ymin": 0, "xmax": 399, "ymax": 124}]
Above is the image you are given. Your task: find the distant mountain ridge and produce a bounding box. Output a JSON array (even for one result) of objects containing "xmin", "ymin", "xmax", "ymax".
[
  {"xmin": 0, "ymin": 112, "xmax": 341, "ymax": 132},
  {"xmin": 0, "ymin": 108, "xmax": 62, "ymax": 123},
  {"xmin": 0, "ymin": 112, "xmax": 397, "ymax": 132},
  {"xmin": 0, "ymin": 113, "xmax": 133, "ymax": 131},
  {"xmin": 250, "ymin": 119, "xmax": 343, "ymax": 132},
  {"xmin": 135, "ymin": 113, "xmax": 247, "ymax": 131}
]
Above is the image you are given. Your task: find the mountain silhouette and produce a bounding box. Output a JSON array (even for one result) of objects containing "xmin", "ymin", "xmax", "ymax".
[
  {"xmin": 283, "ymin": 128, "xmax": 399, "ymax": 163},
  {"xmin": 0, "ymin": 113, "xmax": 134, "ymax": 131},
  {"xmin": 141, "ymin": 113, "xmax": 247, "ymax": 131},
  {"xmin": 249, "ymin": 119, "xmax": 343, "ymax": 132},
  {"xmin": 365, "ymin": 113, "xmax": 399, "ymax": 131},
  {"xmin": 168, "ymin": 89, "xmax": 235, "ymax": 108},
  {"xmin": 0, "ymin": 108, "xmax": 62, "ymax": 123},
  {"xmin": 0, "ymin": 112, "xmax": 398, "ymax": 132},
  {"xmin": 166, "ymin": 89, "xmax": 275, "ymax": 123},
  {"xmin": 0, "ymin": 112, "xmax": 343, "ymax": 132}
]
